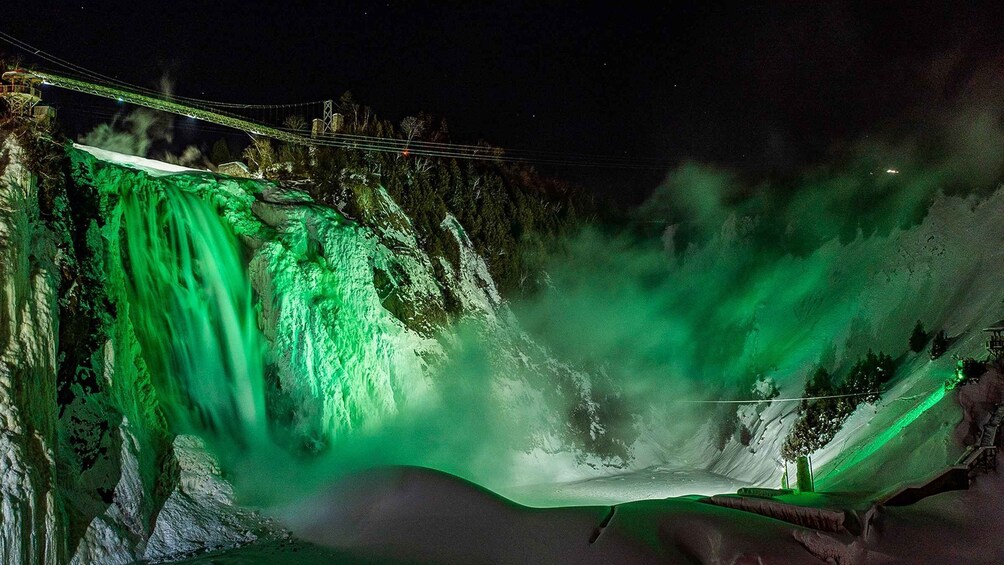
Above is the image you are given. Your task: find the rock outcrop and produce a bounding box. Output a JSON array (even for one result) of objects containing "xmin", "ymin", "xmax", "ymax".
[{"xmin": 0, "ymin": 132, "xmax": 64, "ymax": 564}]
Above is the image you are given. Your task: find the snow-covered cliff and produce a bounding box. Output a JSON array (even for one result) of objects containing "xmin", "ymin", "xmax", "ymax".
[{"xmin": 0, "ymin": 131, "xmax": 64, "ymax": 565}]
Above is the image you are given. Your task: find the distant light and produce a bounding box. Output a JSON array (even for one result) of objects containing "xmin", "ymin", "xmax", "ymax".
[
  {"xmin": 402, "ymin": 149, "xmax": 410, "ymax": 156},
  {"xmin": 117, "ymin": 97, "xmax": 124, "ymax": 102},
  {"xmin": 885, "ymin": 168, "xmax": 899, "ymax": 174}
]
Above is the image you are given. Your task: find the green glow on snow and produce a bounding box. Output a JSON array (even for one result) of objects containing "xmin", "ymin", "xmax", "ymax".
[{"xmin": 817, "ymin": 383, "xmax": 948, "ymax": 487}]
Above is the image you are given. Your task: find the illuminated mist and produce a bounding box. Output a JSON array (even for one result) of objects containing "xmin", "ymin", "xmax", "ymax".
[{"xmin": 75, "ymin": 77, "xmax": 1004, "ymax": 514}]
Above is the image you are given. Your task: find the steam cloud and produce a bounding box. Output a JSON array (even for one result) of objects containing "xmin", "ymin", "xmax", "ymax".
[{"xmin": 255, "ymin": 49, "xmax": 1004, "ymax": 505}]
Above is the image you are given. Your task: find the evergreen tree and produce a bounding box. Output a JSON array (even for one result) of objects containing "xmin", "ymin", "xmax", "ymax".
[
  {"xmin": 909, "ymin": 320, "xmax": 927, "ymax": 353},
  {"xmin": 782, "ymin": 350, "xmax": 895, "ymax": 461},
  {"xmin": 209, "ymin": 138, "xmax": 231, "ymax": 165},
  {"xmin": 802, "ymin": 367, "xmax": 833, "ymax": 410},
  {"xmin": 844, "ymin": 349, "xmax": 893, "ymax": 403}
]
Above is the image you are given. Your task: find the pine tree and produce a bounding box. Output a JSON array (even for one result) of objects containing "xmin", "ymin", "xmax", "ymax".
[
  {"xmin": 909, "ymin": 320, "xmax": 927, "ymax": 353},
  {"xmin": 802, "ymin": 367, "xmax": 833, "ymax": 410}
]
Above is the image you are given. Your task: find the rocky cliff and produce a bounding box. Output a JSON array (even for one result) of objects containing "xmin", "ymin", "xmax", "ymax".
[{"xmin": 0, "ymin": 126, "xmax": 624, "ymax": 563}]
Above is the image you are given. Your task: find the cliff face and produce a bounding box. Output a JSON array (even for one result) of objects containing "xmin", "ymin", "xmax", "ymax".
[
  {"xmin": 0, "ymin": 132, "xmax": 64, "ymax": 565},
  {"xmin": 0, "ymin": 131, "xmax": 624, "ymax": 563}
]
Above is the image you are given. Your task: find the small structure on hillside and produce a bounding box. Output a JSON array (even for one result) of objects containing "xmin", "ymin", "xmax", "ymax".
[
  {"xmin": 796, "ymin": 455, "xmax": 815, "ymax": 492},
  {"xmin": 311, "ymin": 118, "xmax": 325, "ymax": 137},
  {"xmin": 780, "ymin": 455, "xmax": 815, "ymax": 493},
  {"xmin": 311, "ymin": 108, "xmax": 344, "ymax": 138},
  {"xmin": 217, "ymin": 161, "xmax": 252, "ymax": 178},
  {"xmin": 1, "ymin": 70, "xmax": 42, "ymax": 116},
  {"xmin": 33, "ymin": 105, "xmax": 56, "ymax": 126},
  {"xmin": 984, "ymin": 319, "xmax": 1004, "ymax": 360}
]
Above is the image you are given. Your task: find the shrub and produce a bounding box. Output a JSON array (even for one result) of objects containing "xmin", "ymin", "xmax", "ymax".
[
  {"xmin": 949, "ymin": 358, "xmax": 986, "ymax": 388},
  {"xmin": 782, "ymin": 351, "xmax": 896, "ymax": 461}
]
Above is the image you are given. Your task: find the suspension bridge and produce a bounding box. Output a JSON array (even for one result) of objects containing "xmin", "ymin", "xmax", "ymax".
[
  {"xmin": 0, "ymin": 30, "xmax": 670, "ymax": 171},
  {"xmin": 3, "ymin": 68, "xmax": 317, "ymax": 144}
]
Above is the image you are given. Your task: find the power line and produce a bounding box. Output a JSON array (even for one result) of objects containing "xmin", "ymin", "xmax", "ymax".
[{"xmin": 678, "ymin": 390, "xmax": 889, "ymax": 405}]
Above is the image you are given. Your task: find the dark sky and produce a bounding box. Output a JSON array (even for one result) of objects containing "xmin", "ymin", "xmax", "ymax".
[{"xmin": 4, "ymin": 1, "xmax": 1004, "ymax": 203}]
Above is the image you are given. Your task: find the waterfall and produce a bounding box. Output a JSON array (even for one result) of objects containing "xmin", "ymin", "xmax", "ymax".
[{"xmin": 108, "ymin": 173, "xmax": 268, "ymax": 453}]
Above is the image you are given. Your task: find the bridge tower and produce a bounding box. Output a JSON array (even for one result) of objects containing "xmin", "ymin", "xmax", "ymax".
[
  {"xmin": 323, "ymin": 99, "xmax": 333, "ymax": 131},
  {"xmin": 0, "ymin": 70, "xmax": 43, "ymax": 116},
  {"xmin": 312, "ymin": 99, "xmax": 343, "ymax": 138}
]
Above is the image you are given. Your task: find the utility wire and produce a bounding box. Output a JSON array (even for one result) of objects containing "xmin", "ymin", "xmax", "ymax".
[{"xmin": 678, "ymin": 390, "xmax": 890, "ymax": 404}]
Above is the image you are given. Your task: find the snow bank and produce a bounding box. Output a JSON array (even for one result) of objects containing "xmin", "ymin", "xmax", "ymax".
[{"xmin": 74, "ymin": 143, "xmax": 202, "ymax": 176}]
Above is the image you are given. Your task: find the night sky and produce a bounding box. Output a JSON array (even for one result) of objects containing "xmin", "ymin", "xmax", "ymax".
[{"xmin": 4, "ymin": 1, "xmax": 1004, "ymax": 203}]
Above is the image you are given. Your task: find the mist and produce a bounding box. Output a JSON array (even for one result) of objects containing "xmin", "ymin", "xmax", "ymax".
[
  {"xmin": 79, "ymin": 106, "xmax": 174, "ymax": 157},
  {"xmin": 91, "ymin": 47, "xmax": 1004, "ymax": 518}
]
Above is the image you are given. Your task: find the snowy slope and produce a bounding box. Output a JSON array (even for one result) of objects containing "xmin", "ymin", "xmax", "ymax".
[
  {"xmin": 75, "ymin": 143, "xmax": 202, "ymax": 176},
  {"xmin": 674, "ymin": 187, "xmax": 1004, "ymax": 497}
]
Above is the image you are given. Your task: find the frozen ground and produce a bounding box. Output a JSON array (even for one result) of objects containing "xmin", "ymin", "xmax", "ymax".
[
  {"xmin": 167, "ymin": 461, "xmax": 1004, "ymax": 564},
  {"xmin": 506, "ymin": 465, "xmax": 749, "ymax": 507}
]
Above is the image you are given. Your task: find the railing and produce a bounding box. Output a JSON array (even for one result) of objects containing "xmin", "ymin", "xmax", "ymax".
[
  {"xmin": 879, "ymin": 402, "xmax": 1004, "ymax": 507},
  {"xmin": 4, "ymin": 70, "xmax": 313, "ymax": 146},
  {"xmin": 0, "ymin": 84, "xmax": 40, "ymax": 98}
]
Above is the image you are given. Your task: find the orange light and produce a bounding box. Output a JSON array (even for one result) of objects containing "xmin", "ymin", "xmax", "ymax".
[{"xmin": 402, "ymin": 149, "xmax": 410, "ymax": 156}]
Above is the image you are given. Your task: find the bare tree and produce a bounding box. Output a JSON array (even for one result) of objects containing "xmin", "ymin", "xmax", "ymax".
[
  {"xmin": 413, "ymin": 157, "xmax": 432, "ymax": 174},
  {"xmin": 359, "ymin": 106, "xmax": 373, "ymax": 132},
  {"xmin": 400, "ymin": 115, "xmax": 425, "ymax": 145},
  {"xmin": 243, "ymin": 137, "xmax": 275, "ymax": 176},
  {"xmin": 337, "ymin": 91, "xmax": 360, "ymax": 130},
  {"xmin": 283, "ymin": 114, "xmax": 308, "ymax": 131}
]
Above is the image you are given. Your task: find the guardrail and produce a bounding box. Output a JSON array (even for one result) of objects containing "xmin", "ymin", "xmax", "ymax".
[
  {"xmin": 0, "ymin": 84, "xmax": 39, "ymax": 98},
  {"xmin": 6, "ymin": 70, "xmax": 312, "ymax": 146},
  {"xmin": 880, "ymin": 402, "xmax": 1003, "ymax": 507}
]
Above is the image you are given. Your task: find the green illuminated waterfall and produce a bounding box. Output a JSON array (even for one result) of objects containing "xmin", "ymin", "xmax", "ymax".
[
  {"xmin": 107, "ymin": 172, "xmax": 268, "ymax": 451},
  {"xmin": 61, "ymin": 140, "xmax": 1001, "ymax": 520},
  {"xmin": 9, "ymin": 113, "xmax": 1003, "ymax": 563},
  {"xmin": 73, "ymin": 148, "xmax": 453, "ymax": 501}
]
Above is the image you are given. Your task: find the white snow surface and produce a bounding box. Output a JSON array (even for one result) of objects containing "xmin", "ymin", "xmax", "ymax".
[
  {"xmin": 74, "ymin": 143, "xmax": 203, "ymax": 176},
  {"xmin": 650, "ymin": 187, "xmax": 1004, "ymax": 499}
]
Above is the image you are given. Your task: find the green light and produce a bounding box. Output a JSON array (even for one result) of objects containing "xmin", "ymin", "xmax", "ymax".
[
  {"xmin": 102, "ymin": 164, "xmax": 269, "ymax": 453},
  {"xmin": 816, "ymin": 383, "xmax": 947, "ymax": 488}
]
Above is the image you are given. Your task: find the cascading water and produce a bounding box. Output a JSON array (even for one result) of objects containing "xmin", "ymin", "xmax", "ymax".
[
  {"xmin": 78, "ymin": 150, "xmax": 596, "ymax": 509},
  {"xmin": 110, "ymin": 177, "xmax": 268, "ymax": 450}
]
